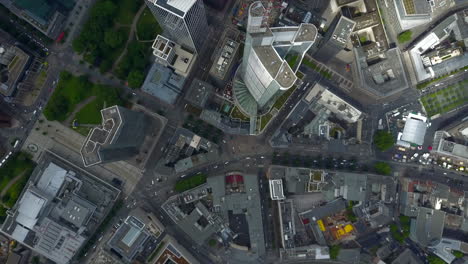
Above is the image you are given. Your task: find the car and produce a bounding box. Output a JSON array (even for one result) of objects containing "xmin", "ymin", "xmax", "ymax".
[{"xmin": 225, "ymin": 161, "xmax": 229, "ymax": 165}]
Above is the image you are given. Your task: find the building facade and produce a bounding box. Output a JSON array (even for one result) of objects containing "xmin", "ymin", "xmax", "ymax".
[
  {"xmin": 80, "ymin": 106, "xmax": 147, "ymax": 167},
  {"xmin": 314, "ymin": 14, "xmax": 355, "ymax": 62},
  {"xmin": 233, "ymin": 1, "xmax": 317, "ymax": 126},
  {"xmin": 146, "ymin": 0, "xmax": 208, "ymax": 53}
]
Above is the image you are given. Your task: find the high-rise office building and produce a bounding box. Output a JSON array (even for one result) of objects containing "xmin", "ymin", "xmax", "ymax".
[
  {"xmin": 314, "ymin": 15, "xmax": 356, "ymax": 62},
  {"xmin": 146, "ymin": 0, "xmax": 208, "ymax": 53},
  {"xmin": 233, "ymin": 1, "xmax": 317, "ymax": 121},
  {"xmin": 80, "ymin": 106, "xmax": 147, "ymax": 167}
]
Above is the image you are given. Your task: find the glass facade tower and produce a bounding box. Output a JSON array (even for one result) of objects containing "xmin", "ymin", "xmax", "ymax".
[{"xmin": 146, "ymin": 0, "xmax": 208, "ymax": 53}]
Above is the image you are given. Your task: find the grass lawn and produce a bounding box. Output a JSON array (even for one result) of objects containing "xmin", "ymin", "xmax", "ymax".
[
  {"xmin": 44, "ymin": 72, "xmax": 124, "ymax": 122},
  {"xmin": 2, "ymin": 174, "xmax": 30, "ymax": 208},
  {"xmin": 260, "ymin": 113, "xmax": 273, "ymax": 131},
  {"xmin": 0, "ymin": 152, "xmax": 35, "ymax": 191},
  {"xmin": 302, "ymin": 58, "xmax": 332, "ymax": 79},
  {"xmin": 0, "ymin": 152, "xmax": 35, "ymax": 212},
  {"xmin": 286, "ymin": 54, "xmax": 299, "ymax": 69},
  {"xmin": 115, "ymin": 0, "xmax": 142, "ymax": 25},
  {"xmin": 75, "ymin": 98, "xmax": 106, "ymax": 125},
  {"xmin": 273, "ymin": 85, "xmax": 296, "ymax": 110},
  {"xmin": 175, "ymin": 174, "xmax": 207, "ymax": 192},
  {"xmin": 137, "ymin": 7, "xmax": 162, "ymax": 40},
  {"xmin": 359, "ymin": 36, "xmax": 367, "ymax": 43},
  {"xmin": 421, "ymin": 79, "xmax": 468, "ymax": 116},
  {"xmin": 74, "ymin": 126, "xmax": 92, "ymax": 137},
  {"xmin": 230, "ymin": 106, "xmax": 250, "ymax": 121},
  {"xmin": 397, "ymin": 30, "xmax": 412, "ymax": 43},
  {"xmin": 0, "ymin": 206, "xmax": 7, "ymax": 223}
]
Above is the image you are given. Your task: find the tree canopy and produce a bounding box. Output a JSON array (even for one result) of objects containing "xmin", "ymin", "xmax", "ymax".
[
  {"xmin": 373, "ymin": 130, "xmax": 395, "ymax": 151},
  {"xmin": 104, "ymin": 29, "xmax": 125, "ymax": 49},
  {"xmin": 72, "ymin": 0, "xmax": 123, "ymax": 68},
  {"xmin": 127, "ymin": 70, "xmax": 145, "ymax": 89},
  {"xmin": 374, "ymin": 162, "xmax": 391, "ymax": 175},
  {"xmin": 397, "ymin": 30, "xmax": 412, "ymax": 43}
]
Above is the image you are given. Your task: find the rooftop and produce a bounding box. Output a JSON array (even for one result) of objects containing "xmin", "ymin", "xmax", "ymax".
[
  {"xmin": 142, "ymin": 63, "xmax": 185, "ymax": 104},
  {"xmin": 0, "ymin": 45, "xmax": 30, "ymax": 96},
  {"xmin": 1, "ymin": 151, "xmax": 120, "ymax": 264},
  {"xmin": 293, "ymin": 23, "xmax": 318, "ymax": 43},
  {"xmin": 391, "ymin": 248, "xmax": 423, "ymax": 264},
  {"xmin": 209, "ymin": 38, "xmax": 239, "ymax": 80},
  {"xmin": 400, "ymin": 113, "xmax": 427, "ymax": 146},
  {"xmin": 435, "ymin": 138, "xmax": 468, "ymax": 161},
  {"xmin": 410, "ymin": 207, "xmax": 445, "ymax": 246},
  {"xmin": 308, "ymin": 83, "xmax": 362, "ymax": 123},
  {"xmin": 152, "ymin": 35, "xmax": 174, "ymax": 61},
  {"xmin": 330, "ymin": 15, "xmax": 356, "ymax": 48},
  {"xmin": 253, "ymin": 46, "xmax": 296, "ymax": 88},
  {"xmin": 152, "ymin": 0, "xmax": 195, "ymax": 17},
  {"xmin": 108, "ymin": 207, "xmax": 164, "ymax": 263},
  {"xmin": 108, "ymin": 216, "xmax": 149, "ymax": 262},
  {"xmin": 354, "ymin": 47, "xmax": 410, "ymax": 98},
  {"xmin": 402, "ymin": 0, "xmax": 431, "ymax": 15},
  {"xmin": 269, "ymin": 179, "xmax": 285, "ymax": 200},
  {"xmin": 152, "ymin": 35, "xmax": 195, "ymax": 77},
  {"xmin": 184, "ymin": 78, "xmax": 213, "ymax": 108},
  {"xmin": 152, "ymin": 235, "xmax": 199, "ymax": 264}
]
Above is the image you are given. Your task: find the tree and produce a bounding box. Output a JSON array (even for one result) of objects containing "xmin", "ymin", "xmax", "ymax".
[
  {"xmin": 398, "ymin": 30, "xmax": 412, "ymax": 43},
  {"xmin": 127, "ymin": 70, "xmax": 145, "ymax": 89},
  {"xmin": 31, "ymin": 256, "xmax": 40, "ymax": 264},
  {"xmin": 428, "ymin": 255, "xmax": 445, "ymax": 264},
  {"xmin": 374, "ymin": 162, "xmax": 391, "ymax": 175},
  {"xmin": 330, "ymin": 245, "xmax": 340, "ymax": 259},
  {"xmin": 208, "ymin": 239, "xmax": 217, "ymax": 247},
  {"xmin": 373, "ymin": 130, "xmax": 395, "ymax": 151},
  {"xmin": 104, "ymin": 30, "xmax": 124, "ymax": 48}
]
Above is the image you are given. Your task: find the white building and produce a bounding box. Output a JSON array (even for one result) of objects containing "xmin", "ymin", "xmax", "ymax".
[
  {"xmin": 397, "ymin": 113, "xmax": 428, "ymax": 147},
  {"xmin": 233, "ymin": 1, "xmax": 318, "ymax": 120},
  {"xmin": 146, "ymin": 0, "xmax": 208, "ymax": 53},
  {"xmin": 152, "ymin": 35, "xmax": 196, "ymax": 77},
  {"xmin": 269, "ymin": 179, "xmax": 285, "ymax": 200}
]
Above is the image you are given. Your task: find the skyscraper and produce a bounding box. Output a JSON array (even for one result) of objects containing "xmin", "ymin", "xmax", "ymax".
[
  {"xmin": 146, "ymin": 0, "xmax": 208, "ymax": 53},
  {"xmin": 233, "ymin": 1, "xmax": 317, "ymax": 121},
  {"xmin": 80, "ymin": 106, "xmax": 147, "ymax": 167},
  {"xmin": 314, "ymin": 15, "xmax": 356, "ymax": 63}
]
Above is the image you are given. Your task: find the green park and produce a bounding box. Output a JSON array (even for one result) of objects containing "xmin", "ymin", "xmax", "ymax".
[
  {"xmin": 420, "ymin": 79, "xmax": 468, "ymax": 117},
  {"xmin": 72, "ymin": 0, "xmax": 162, "ymax": 88},
  {"xmin": 43, "ymin": 71, "xmax": 126, "ymax": 135},
  {"xmin": 0, "ymin": 152, "xmax": 36, "ymax": 223}
]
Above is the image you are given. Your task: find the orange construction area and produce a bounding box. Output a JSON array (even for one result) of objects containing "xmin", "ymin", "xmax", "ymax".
[
  {"xmin": 329, "ymin": 224, "xmax": 354, "ymax": 240},
  {"xmin": 232, "ymin": 0, "xmax": 283, "ymax": 26},
  {"xmin": 316, "ymin": 217, "xmax": 355, "ymax": 242}
]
